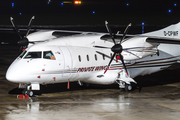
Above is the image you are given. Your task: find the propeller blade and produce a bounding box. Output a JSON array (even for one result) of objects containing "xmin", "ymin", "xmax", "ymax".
[
  {"xmin": 10, "ymin": 16, "xmax": 36, "ymax": 53},
  {"xmin": 123, "ymin": 47, "xmax": 145, "ymax": 50},
  {"xmin": 119, "ymin": 53, "xmax": 129, "ymax": 77},
  {"xmin": 93, "ymin": 46, "xmax": 111, "ymax": 49},
  {"xmin": 26, "ymin": 16, "xmax": 35, "ymax": 37},
  {"xmin": 105, "ymin": 21, "xmax": 116, "ymax": 45},
  {"xmin": 120, "ymin": 23, "xmax": 131, "ymax": 43},
  {"xmin": 116, "ymin": 31, "xmax": 121, "ymax": 34},
  {"xmin": 104, "ymin": 53, "xmax": 116, "ymax": 74},
  {"xmin": 96, "ymin": 51, "xmax": 115, "ymax": 60},
  {"xmin": 10, "ymin": 17, "xmax": 22, "ymax": 39},
  {"xmin": 124, "ymin": 50, "xmax": 141, "ymax": 58}
]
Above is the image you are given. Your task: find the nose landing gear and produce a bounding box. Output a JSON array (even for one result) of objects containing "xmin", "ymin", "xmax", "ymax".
[{"xmin": 22, "ymin": 85, "xmax": 34, "ymax": 97}]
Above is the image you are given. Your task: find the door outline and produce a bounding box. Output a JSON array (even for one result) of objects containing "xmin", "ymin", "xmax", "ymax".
[{"xmin": 59, "ymin": 47, "xmax": 72, "ymax": 77}]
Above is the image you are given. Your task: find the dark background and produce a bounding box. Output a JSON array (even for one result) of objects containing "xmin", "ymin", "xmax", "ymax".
[{"xmin": 0, "ymin": 0, "xmax": 179, "ymax": 25}]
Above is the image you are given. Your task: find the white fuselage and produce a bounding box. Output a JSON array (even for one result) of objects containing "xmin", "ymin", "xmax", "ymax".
[{"xmin": 6, "ymin": 33, "xmax": 180, "ymax": 85}]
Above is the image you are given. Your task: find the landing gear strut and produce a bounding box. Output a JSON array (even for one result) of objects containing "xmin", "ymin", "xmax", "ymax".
[{"xmin": 77, "ymin": 80, "xmax": 90, "ymax": 88}]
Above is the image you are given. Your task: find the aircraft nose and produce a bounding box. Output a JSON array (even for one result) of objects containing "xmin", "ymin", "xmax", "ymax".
[
  {"xmin": 5, "ymin": 59, "xmax": 24, "ymax": 83},
  {"xmin": 6, "ymin": 65, "xmax": 20, "ymax": 83}
]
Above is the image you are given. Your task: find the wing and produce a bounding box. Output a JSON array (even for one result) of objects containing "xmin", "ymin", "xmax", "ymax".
[
  {"xmin": 52, "ymin": 31, "xmax": 82, "ymax": 37},
  {"xmin": 101, "ymin": 34, "xmax": 180, "ymax": 45},
  {"xmin": 26, "ymin": 30, "xmax": 86, "ymax": 43},
  {"xmin": 146, "ymin": 37, "xmax": 180, "ymax": 44},
  {"xmin": 100, "ymin": 34, "xmax": 134, "ymax": 43}
]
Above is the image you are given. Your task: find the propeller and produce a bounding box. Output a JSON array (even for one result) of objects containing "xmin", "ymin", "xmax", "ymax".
[
  {"xmin": 95, "ymin": 21, "xmax": 132, "ymax": 76},
  {"xmin": 10, "ymin": 16, "xmax": 35, "ymax": 52}
]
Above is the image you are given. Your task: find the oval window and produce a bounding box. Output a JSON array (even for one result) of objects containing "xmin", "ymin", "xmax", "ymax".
[
  {"xmin": 95, "ymin": 54, "xmax": 97, "ymax": 61},
  {"xmin": 78, "ymin": 55, "xmax": 81, "ymax": 62},
  {"xmin": 103, "ymin": 54, "xmax": 105, "ymax": 60},
  {"xmin": 87, "ymin": 55, "xmax": 89, "ymax": 61}
]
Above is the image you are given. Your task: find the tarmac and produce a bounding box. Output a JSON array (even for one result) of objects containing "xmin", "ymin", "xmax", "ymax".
[{"xmin": 1, "ymin": 35, "xmax": 180, "ymax": 120}]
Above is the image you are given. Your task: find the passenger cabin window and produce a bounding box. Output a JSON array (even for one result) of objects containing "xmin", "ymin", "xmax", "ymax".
[
  {"xmin": 95, "ymin": 54, "xmax": 97, "ymax": 61},
  {"xmin": 43, "ymin": 51, "xmax": 55, "ymax": 60},
  {"xmin": 78, "ymin": 55, "xmax": 81, "ymax": 62},
  {"xmin": 87, "ymin": 55, "xmax": 89, "ymax": 61},
  {"xmin": 103, "ymin": 54, "xmax": 105, "ymax": 60},
  {"xmin": 24, "ymin": 51, "xmax": 42, "ymax": 59},
  {"xmin": 19, "ymin": 50, "xmax": 27, "ymax": 58}
]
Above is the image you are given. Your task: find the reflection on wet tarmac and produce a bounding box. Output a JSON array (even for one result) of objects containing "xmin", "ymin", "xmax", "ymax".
[{"xmin": 1, "ymin": 86, "xmax": 180, "ymax": 120}]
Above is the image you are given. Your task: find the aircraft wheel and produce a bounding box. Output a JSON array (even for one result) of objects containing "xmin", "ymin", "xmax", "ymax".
[
  {"xmin": 27, "ymin": 90, "xmax": 34, "ymax": 97},
  {"xmin": 125, "ymin": 84, "xmax": 133, "ymax": 91},
  {"xmin": 22, "ymin": 89, "xmax": 28, "ymax": 95}
]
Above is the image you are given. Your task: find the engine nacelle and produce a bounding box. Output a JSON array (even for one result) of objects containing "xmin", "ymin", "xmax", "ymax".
[
  {"xmin": 27, "ymin": 30, "xmax": 56, "ymax": 42},
  {"xmin": 122, "ymin": 37, "xmax": 158, "ymax": 61}
]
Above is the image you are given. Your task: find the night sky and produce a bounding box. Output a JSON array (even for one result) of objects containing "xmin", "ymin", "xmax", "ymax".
[{"xmin": 0, "ymin": 0, "xmax": 179, "ymax": 25}]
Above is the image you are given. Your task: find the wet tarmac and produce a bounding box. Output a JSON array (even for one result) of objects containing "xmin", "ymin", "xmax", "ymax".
[{"xmin": 1, "ymin": 35, "xmax": 180, "ymax": 120}]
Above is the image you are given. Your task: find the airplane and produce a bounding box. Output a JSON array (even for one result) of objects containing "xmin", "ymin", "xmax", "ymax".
[{"xmin": 5, "ymin": 16, "xmax": 180, "ymax": 97}]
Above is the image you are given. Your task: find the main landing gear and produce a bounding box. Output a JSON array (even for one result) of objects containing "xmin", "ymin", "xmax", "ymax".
[{"xmin": 116, "ymin": 80, "xmax": 134, "ymax": 91}]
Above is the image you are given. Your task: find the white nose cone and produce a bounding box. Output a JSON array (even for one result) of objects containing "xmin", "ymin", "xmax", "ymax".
[
  {"xmin": 6, "ymin": 62, "xmax": 20, "ymax": 83},
  {"xmin": 5, "ymin": 58, "xmax": 25, "ymax": 83}
]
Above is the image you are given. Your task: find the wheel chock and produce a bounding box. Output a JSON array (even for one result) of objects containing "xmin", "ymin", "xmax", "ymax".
[{"xmin": 17, "ymin": 94, "xmax": 29, "ymax": 99}]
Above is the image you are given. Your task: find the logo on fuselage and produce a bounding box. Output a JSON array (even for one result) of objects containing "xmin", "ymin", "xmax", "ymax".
[
  {"xmin": 164, "ymin": 31, "xmax": 178, "ymax": 36},
  {"xmin": 77, "ymin": 65, "xmax": 107, "ymax": 72}
]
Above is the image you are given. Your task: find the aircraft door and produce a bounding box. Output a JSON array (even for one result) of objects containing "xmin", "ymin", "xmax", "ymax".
[{"xmin": 59, "ymin": 47, "xmax": 72, "ymax": 77}]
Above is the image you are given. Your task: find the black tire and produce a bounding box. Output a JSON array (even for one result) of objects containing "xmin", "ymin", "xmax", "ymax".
[
  {"xmin": 125, "ymin": 84, "xmax": 133, "ymax": 91},
  {"xmin": 22, "ymin": 89, "xmax": 28, "ymax": 95},
  {"xmin": 27, "ymin": 90, "xmax": 34, "ymax": 97}
]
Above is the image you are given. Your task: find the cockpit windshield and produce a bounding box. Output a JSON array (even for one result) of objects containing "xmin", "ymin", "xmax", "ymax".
[
  {"xmin": 21, "ymin": 50, "xmax": 55, "ymax": 60},
  {"xmin": 19, "ymin": 50, "xmax": 27, "ymax": 58},
  {"xmin": 24, "ymin": 51, "xmax": 42, "ymax": 59},
  {"xmin": 43, "ymin": 51, "xmax": 56, "ymax": 60}
]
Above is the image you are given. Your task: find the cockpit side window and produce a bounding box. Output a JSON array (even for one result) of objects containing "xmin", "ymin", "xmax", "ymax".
[
  {"xmin": 19, "ymin": 50, "xmax": 27, "ymax": 58},
  {"xmin": 43, "ymin": 51, "xmax": 55, "ymax": 60},
  {"xmin": 24, "ymin": 51, "xmax": 42, "ymax": 59}
]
